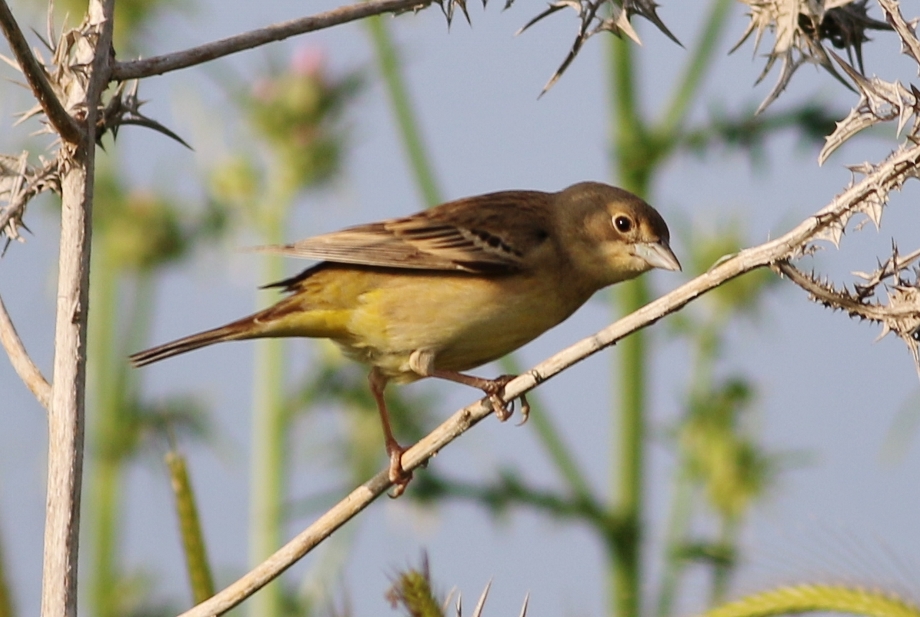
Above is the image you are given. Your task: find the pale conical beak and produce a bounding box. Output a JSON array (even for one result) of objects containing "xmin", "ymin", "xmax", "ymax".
[{"xmin": 633, "ymin": 240, "xmax": 681, "ymax": 272}]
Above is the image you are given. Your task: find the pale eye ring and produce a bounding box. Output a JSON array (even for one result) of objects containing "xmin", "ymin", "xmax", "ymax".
[{"xmin": 613, "ymin": 215, "xmax": 633, "ymax": 233}]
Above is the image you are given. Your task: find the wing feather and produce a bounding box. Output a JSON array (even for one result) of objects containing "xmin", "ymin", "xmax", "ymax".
[{"xmin": 255, "ymin": 190, "xmax": 556, "ymax": 273}]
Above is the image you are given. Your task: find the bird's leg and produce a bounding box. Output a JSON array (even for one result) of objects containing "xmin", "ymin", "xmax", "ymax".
[
  {"xmin": 368, "ymin": 367, "xmax": 412, "ymax": 497},
  {"xmin": 409, "ymin": 350, "xmax": 529, "ymax": 423},
  {"xmin": 432, "ymin": 371, "xmax": 530, "ymax": 423}
]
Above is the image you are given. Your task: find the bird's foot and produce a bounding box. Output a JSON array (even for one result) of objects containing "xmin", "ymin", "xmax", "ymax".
[
  {"xmin": 482, "ymin": 374, "xmax": 530, "ymax": 424},
  {"xmin": 386, "ymin": 442, "xmax": 413, "ymax": 498}
]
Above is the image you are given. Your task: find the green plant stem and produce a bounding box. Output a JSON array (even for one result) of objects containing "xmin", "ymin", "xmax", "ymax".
[
  {"xmin": 609, "ymin": 34, "xmax": 651, "ymax": 617},
  {"xmin": 248, "ymin": 188, "xmax": 292, "ymax": 617},
  {"xmin": 711, "ymin": 517, "xmax": 738, "ymax": 605},
  {"xmin": 654, "ymin": 469, "xmax": 693, "ymax": 617},
  {"xmin": 365, "ymin": 15, "xmax": 441, "ymax": 207},
  {"xmin": 88, "ymin": 233, "xmax": 124, "ymax": 617},
  {"xmin": 655, "ymin": 325, "xmax": 717, "ymax": 617},
  {"xmin": 657, "ymin": 0, "xmax": 734, "ymax": 140},
  {"xmin": 167, "ymin": 450, "xmax": 216, "ymax": 604}
]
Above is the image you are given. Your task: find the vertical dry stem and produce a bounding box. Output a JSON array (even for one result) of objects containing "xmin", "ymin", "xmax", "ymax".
[
  {"xmin": 40, "ymin": 2, "xmax": 113, "ymax": 616},
  {"xmin": 42, "ymin": 158, "xmax": 93, "ymax": 617}
]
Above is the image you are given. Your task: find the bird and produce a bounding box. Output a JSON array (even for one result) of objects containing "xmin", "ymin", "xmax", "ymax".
[{"xmin": 130, "ymin": 181, "xmax": 680, "ymax": 495}]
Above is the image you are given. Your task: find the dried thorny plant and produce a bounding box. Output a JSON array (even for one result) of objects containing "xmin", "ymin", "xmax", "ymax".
[
  {"xmin": 516, "ymin": 0, "xmax": 681, "ymax": 94},
  {"xmin": 0, "ymin": 9, "xmax": 184, "ymax": 248},
  {"xmin": 762, "ymin": 0, "xmax": 920, "ymax": 377},
  {"xmin": 734, "ymin": 0, "xmax": 892, "ymax": 112}
]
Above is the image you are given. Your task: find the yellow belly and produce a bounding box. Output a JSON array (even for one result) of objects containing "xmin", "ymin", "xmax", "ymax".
[{"xmin": 269, "ymin": 264, "xmax": 593, "ymax": 383}]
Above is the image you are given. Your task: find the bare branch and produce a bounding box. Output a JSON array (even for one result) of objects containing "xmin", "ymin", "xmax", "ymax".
[
  {"xmin": 110, "ymin": 0, "xmax": 433, "ymax": 82},
  {"xmin": 40, "ymin": 1, "xmax": 115, "ymax": 615},
  {"xmin": 0, "ymin": 0, "xmax": 82, "ymax": 143},
  {"xmin": 0, "ymin": 293, "xmax": 51, "ymax": 410},
  {"xmin": 175, "ymin": 136, "xmax": 920, "ymax": 617}
]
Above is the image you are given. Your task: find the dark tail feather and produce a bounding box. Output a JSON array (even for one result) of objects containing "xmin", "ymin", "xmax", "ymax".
[{"xmin": 130, "ymin": 316, "xmax": 259, "ymax": 367}]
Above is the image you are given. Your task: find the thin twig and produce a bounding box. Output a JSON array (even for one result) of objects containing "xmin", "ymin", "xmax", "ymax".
[
  {"xmin": 0, "ymin": 0, "xmax": 82, "ymax": 143},
  {"xmin": 110, "ymin": 0, "xmax": 432, "ymax": 81},
  {"xmin": 0, "ymin": 292, "xmax": 51, "ymax": 410},
  {"xmin": 176, "ymin": 139, "xmax": 920, "ymax": 617}
]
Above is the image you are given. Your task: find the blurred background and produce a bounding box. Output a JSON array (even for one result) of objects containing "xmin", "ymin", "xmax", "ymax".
[{"xmin": 0, "ymin": 1, "xmax": 919, "ymax": 616}]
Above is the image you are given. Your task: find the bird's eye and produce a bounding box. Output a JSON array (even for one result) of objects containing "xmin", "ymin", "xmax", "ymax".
[{"xmin": 613, "ymin": 215, "xmax": 633, "ymax": 233}]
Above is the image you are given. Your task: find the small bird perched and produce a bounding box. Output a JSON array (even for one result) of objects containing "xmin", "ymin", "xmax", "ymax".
[{"xmin": 131, "ymin": 181, "xmax": 680, "ymax": 495}]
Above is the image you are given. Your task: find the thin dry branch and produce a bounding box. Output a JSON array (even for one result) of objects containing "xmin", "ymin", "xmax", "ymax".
[
  {"xmin": 0, "ymin": 0, "xmax": 81, "ymax": 143},
  {"xmin": 0, "ymin": 293, "xmax": 51, "ymax": 410},
  {"xmin": 176, "ymin": 136, "xmax": 920, "ymax": 617},
  {"xmin": 110, "ymin": 0, "xmax": 432, "ymax": 81}
]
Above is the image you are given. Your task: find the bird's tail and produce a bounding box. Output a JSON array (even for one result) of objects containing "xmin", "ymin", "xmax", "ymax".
[{"xmin": 129, "ymin": 313, "xmax": 267, "ymax": 367}]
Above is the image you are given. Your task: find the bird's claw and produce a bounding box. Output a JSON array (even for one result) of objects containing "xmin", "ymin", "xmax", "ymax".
[
  {"xmin": 516, "ymin": 392, "xmax": 531, "ymax": 426},
  {"xmin": 386, "ymin": 443, "xmax": 413, "ymax": 498},
  {"xmin": 484, "ymin": 375, "xmax": 530, "ymax": 424}
]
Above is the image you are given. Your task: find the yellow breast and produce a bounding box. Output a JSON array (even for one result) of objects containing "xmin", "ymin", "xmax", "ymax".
[{"xmin": 262, "ymin": 264, "xmax": 594, "ymax": 383}]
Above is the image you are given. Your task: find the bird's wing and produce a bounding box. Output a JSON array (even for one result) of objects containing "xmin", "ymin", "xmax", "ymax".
[{"xmin": 255, "ymin": 190, "xmax": 555, "ymax": 273}]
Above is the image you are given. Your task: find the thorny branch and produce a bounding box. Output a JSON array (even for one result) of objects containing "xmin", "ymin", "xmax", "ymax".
[
  {"xmin": 0, "ymin": 0, "xmax": 82, "ymax": 143},
  {"xmin": 733, "ymin": 0, "xmax": 892, "ymax": 113},
  {"xmin": 775, "ymin": 250, "xmax": 920, "ymax": 372},
  {"xmin": 0, "ymin": 154, "xmax": 61, "ymax": 249}
]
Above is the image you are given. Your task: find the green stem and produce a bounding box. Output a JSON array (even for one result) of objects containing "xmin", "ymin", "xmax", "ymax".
[
  {"xmin": 711, "ymin": 517, "xmax": 738, "ymax": 605},
  {"xmin": 248, "ymin": 194, "xmax": 291, "ymax": 617},
  {"xmin": 365, "ymin": 15, "xmax": 442, "ymax": 207},
  {"xmin": 167, "ymin": 450, "xmax": 216, "ymax": 603},
  {"xmin": 655, "ymin": 324, "xmax": 718, "ymax": 617},
  {"xmin": 654, "ymin": 470, "xmax": 694, "ymax": 617},
  {"xmin": 657, "ymin": 0, "xmax": 734, "ymax": 140},
  {"xmin": 88, "ymin": 232, "xmax": 123, "ymax": 617},
  {"xmin": 609, "ymin": 34, "xmax": 651, "ymax": 617}
]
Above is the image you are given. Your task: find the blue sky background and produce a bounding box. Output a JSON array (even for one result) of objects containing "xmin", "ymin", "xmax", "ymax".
[{"xmin": 1, "ymin": 1, "xmax": 919, "ymax": 616}]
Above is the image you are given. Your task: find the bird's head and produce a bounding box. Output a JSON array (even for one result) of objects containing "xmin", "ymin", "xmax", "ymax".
[{"xmin": 557, "ymin": 182, "xmax": 681, "ymax": 288}]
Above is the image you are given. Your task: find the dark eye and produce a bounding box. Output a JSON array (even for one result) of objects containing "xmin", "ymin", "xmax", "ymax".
[{"xmin": 613, "ymin": 215, "xmax": 633, "ymax": 233}]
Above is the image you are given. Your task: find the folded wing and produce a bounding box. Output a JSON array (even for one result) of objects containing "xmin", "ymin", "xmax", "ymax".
[{"xmin": 255, "ymin": 190, "xmax": 555, "ymax": 274}]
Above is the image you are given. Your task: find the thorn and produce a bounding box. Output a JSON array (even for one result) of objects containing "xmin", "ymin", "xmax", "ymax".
[{"xmin": 471, "ymin": 580, "xmax": 492, "ymax": 617}]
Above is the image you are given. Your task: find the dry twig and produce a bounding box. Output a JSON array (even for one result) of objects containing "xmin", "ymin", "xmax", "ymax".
[
  {"xmin": 110, "ymin": 0, "xmax": 433, "ymax": 81},
  {"xmin": 0, "ymin": 294, "xmax": 51, "ymax": 409}
]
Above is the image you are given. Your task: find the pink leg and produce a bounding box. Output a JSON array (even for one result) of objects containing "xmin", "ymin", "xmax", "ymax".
[{"xmin": 368, "ymin": 368, "xmax": 412, "ymax": 496}]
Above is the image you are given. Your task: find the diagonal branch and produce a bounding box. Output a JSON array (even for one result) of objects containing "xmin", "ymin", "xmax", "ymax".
[
  {"xmin": 0, "ymin": 293, "xmax": 51, "ymax": 410},
  {"xmin": 110, "ymin": 0, "xmax": 433, "ymax": 81},
  {"xmin": 175, "ymin": 138, "xmax": 920, "ymax": 617},
  {"xmin": 0, "ymin": 0, "xmax": 82, "ymax": 143}
]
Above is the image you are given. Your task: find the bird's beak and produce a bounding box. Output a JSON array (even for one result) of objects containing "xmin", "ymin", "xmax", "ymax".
[{"xmin": 633, "ymin": 241, "xmax": 681, "ymax": 272}]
